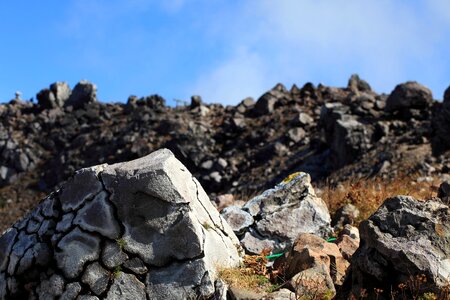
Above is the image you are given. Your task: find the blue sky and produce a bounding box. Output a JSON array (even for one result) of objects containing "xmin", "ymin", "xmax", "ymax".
[{"xmin": 1, "ymin": 1, "xmax": 449, "ymax": 105}]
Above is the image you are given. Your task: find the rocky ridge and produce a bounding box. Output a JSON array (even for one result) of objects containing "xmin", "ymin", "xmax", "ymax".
[{"xmin": 1, "ymin": 76, "xmax": 449, "ymax": 231}]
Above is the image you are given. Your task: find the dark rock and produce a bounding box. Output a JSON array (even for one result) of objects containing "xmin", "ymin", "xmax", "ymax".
[
  {"xmin": 190, "ymin": 95, "xmax": 203, "ymax": 108},
  {"xmin": 65, "ymin": 80, "xmax": 97, "ymax": 109},
  {"xmin": 385, "ymin": 81, "xmax": 433, "ymax": 114},
  {"xmin": 438, "ymin": 181, "xmax": 450, "ymax": 203},
  {"xmin": 351, "ymin": 196, "xmax": 450, "ymax": 294},
  {"xmin": 37, "ymin": 82, "xmax": 71, "ymax": 109},
  {"xmin": 320, "ymin": 102, "xmax": 372, "ymax": 169},
  {"xmin": 432, "ymin": 85, "xmax": 450, "ymax": 153},
  {"xmin": 348, "ymin": 74, "xmax": 372, "ymax": 93},
  {"xmin": 253, "ymin": 84, "xmax": 287, "ymax": 116}
]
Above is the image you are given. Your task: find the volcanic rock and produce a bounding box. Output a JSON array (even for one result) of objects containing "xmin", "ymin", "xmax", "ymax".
[
  {"xmin": 239, "ymin": 172, "xmax": 331, "ymax": 254},
  {"xmin": 385, "ymin": 81, "xmax": 433, "ymax": 116},
  {"xmin": 65, "ymin": 80, "xmax": 97, "ymax": 109},
  {"xmin": 0, "ymin": 149, "xmax": 241, "ymax": 299},
  {"xmin": 37, "ymin": 82, "xmax": 71, "ymax": 109},
  {"xmin": 351, "ymin": 196, "xmax": 450, "ymax": 294}
]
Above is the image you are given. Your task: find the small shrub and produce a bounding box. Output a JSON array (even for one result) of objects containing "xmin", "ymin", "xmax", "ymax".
[{"xmin": 116, "ymin": 238, "xmax": 127, "ymax": 250}]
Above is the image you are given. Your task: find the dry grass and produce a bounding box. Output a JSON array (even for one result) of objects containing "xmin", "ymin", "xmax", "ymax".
[
  {"xmin": 317, "ymin": 174, "xmax": 441, "ymax": 223},
  {"xmin": 218, "ymin": 252, "xmax": 279, "ymax": 294}
]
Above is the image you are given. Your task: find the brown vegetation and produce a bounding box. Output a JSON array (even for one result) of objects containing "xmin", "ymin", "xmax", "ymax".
[{"xmin": 317, "ymin": 174, "xmax": 441, "ymax": 223}]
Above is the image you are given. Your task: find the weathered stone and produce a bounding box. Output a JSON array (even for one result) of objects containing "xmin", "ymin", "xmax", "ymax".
[
  {"xmin": 38, "ymin": 219, "xmax": 56, "ymax": 238},
  {"xmin": 331, "ymin": 204, "xmax": 360, "ymax": 228},
  {"xmin": 351, "ymin": 196, "xmax": 450, "ymax": 293},
  {"xmin": 65, "ymin": 80, "xmax": 97, "ymax": 109},
  {"xmin": 242, "ymin": 173, "xmax": 331, "ymax": 251},
  {"xmin": 348, "ymin": 74, "xmax": 372, "ymax": 93},
  {"xmin": 0, "ymin": 228, "xmax": 17, "ymax": 272},
  {"xmin": 0, "ymin": 149, "xmax": 241, "ymax": 298},
  {"xmin": 107, "ymin": 272, "xmax": 146, "ymax": 300},
  {"xmin": 253, "ymin": 85, "xmax": 286, "ymax": 116},
  {"xmin": 81, "ymin": 262, "xmax": 110, "ymax": 296},
  {"xmin": 40, "ymin": 195, "xmax": 60, "ymax": 218},
  {"xmin": 190, "ymin": 95, "xmax": 203, "ymax": 108},
  {"xmin": 101, "ymin": 149, "xmax": 240, "ymax": 270},
  {"xmin": 287, "ymin": 127, "xmax": 306, "ymax": 143},
  {"xmin": 60, "ymin": 168, "xmax": 103, "ymax": 212},
  {"xmin": 264, "ymin": 288, "xmax": 295, "ymax": 300},
  {"xmin": 73, "ymin": 191, "xmax": 121, "ymax": 239},
  {"xmin": 386, "ymin": 81, "xmax": 433, "ymax": 113},
  {"xmin": 320, "ymin": 102, "xmax": 372, "ymax": 168},
  {"xmin": 36, "ymin": 274, "xmax": 65, "ymax": 299},
  {"xmin": 438, "ymin": 181, "xmax": 450, "ymax": 203},
  {"xmin": 101, "ymin": 240, "xmax": 129, "ymax": 269},
  {"xmin": 146, "ymin": 260, "xmax": 214, "ymax": 299},
  {"xmin": 298, "ymin": 112, "xmax": 314, "ymax": 126},
  {"xmin": 8, "ymin": 232, "xmax": 37, "ymax": 275},
  {"xmin": 221, "ymin": 206, "xmax": 254, "ymax": 235},
  {"xmin": 240, "ymin": 230, "xmax": 278, "ymax": 255},
  {"xmin": 123, "ymin": 257, "xmax": 148, "ymax": 275},
  {"xmin": 336, "ymin": 234, "xmax": 359, "ymax": 261},
  {"xmin": 55, "ymin": 227, "xmax": 101, "ymax": 279},
  {"xmin": 285, "ymin": 233, "xmax": 349, "ymax": 286},
  {"xmin": 341, "ymin": 224, "xmax": 360, "ymax": 241},
  {"xmin": 60, "ymin": 282, "xmax": 82, "ymax": 300},
  {"xmin": 77, "ymin": 295, "xmax": 99, "ymax": 300},
  {"xmin": 56, "ymin": 213, "xmax": 75, "ymax": 233},
  {"xmin": 289, "ymin": 264, "xmax": 336, "ymax": 299}
]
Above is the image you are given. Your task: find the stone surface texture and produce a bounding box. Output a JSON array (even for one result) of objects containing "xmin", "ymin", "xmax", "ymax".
[
  {"xmin": 231, "ymin": 172, "xmax": 331, "ymax": 254},
  {"xmin": 0, "ymin": 148, "xmax": 241, "ymax": 299},
  {"xmin": 351, "ymin": 196, "xmax": 450, "ymax": 294}
]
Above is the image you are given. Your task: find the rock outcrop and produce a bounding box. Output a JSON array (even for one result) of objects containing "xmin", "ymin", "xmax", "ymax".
[
  {"xmin": 1, "ymin": 76, "xmax": 450, "ymax": 233},
  {"xmin": 0, "ymin": 149, "xmax": 241, "ymax": 299},
  {"xmin": 385, "ymin": 81, "xmax": 433, "ymax": 119},
  {"xmin": 351, "ymin": 196, "xmax": 450, "ymax": 294},
  {"xmin": 222, "ymin": 172, "xmax": 332, "ymax": 255}
]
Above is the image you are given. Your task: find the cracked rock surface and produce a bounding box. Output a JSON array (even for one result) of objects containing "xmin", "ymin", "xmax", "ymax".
[
  {"xmin": 0, "ymin": 148, "xmax": 241, "ymax": 299},
  {"xmin": 351, "ymin": 196, "xmax": 450, "ymax": 294},
  {"xmin": 224, "ymin": 172, "xmax": 332, "ymax": 255}
]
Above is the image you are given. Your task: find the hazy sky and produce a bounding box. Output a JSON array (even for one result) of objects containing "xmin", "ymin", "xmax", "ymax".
[{"xmin": 1, "ymin": 0, "xmax": 449, "ymax": 105}]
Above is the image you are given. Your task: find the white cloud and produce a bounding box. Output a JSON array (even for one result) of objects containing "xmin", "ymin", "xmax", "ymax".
[
  {"xmin": 190, "ymin": 47, "xmax": 270, "ymax": 104},
  {"xmin": 189, "ymin": 0, "xmax": 450, "ymax": 102}
]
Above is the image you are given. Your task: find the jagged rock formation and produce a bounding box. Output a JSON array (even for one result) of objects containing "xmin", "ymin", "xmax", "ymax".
[
  {"xmin": 0, "ymin": 149, "xmax": 241, "ymax": 299},
  {"xmin": 0, "ymin": 76, "xmax": 450, "ymax": 232},
  {"xmin": 221, "ymin": 172, "xmax": 331, "ymax": 255},
  {"xmin": 351, "ymin": 196, "xmax": 450, "ymax": 294}
]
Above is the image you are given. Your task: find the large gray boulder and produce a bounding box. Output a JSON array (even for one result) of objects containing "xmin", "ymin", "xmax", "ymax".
[
  {"xmin": 351, "ymin": 196, "xmax": 450, "ymax": 294},
  {"xmin": 225, "ymin": 172, "xmax": 331, "ymax": 255},
  {"xmin": 37, "ymin": 81, "xmax": 71, "ymax": 109},
  {"xmin": 252, "ymin": 83, "xmax": 287, "ymax": 116},
  {"xmin": 0, "ymin": 149, "xmax": 241, "ymax": 299},
  {"xmin": 320, "ymin": 102, "xmax": 373, "ymax": 169},
  {"xmin": 385, "ymin": 81, "xmax": 433, "ymax": 115},
  {"xmin": 65, "ymin": 80, "xmax": 97, "ymax": 109}
]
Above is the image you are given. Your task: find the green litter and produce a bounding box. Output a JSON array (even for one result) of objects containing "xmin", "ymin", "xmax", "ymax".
[
  {"xmin": 265, "ymin": 252, "xmax": 285, "ymax": 260},
  {"xmin": 326, "ymin": 237, "xmax": 337, "ymax": 242}
]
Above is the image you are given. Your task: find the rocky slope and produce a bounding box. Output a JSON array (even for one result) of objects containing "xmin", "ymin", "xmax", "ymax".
[
  {"xmin": 1, "ymin": 148, "xmax": 448, "ymax": 299},
  {"xmin": 0, "ymin": 75, "xmax": 449, "ymax": 232}
]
